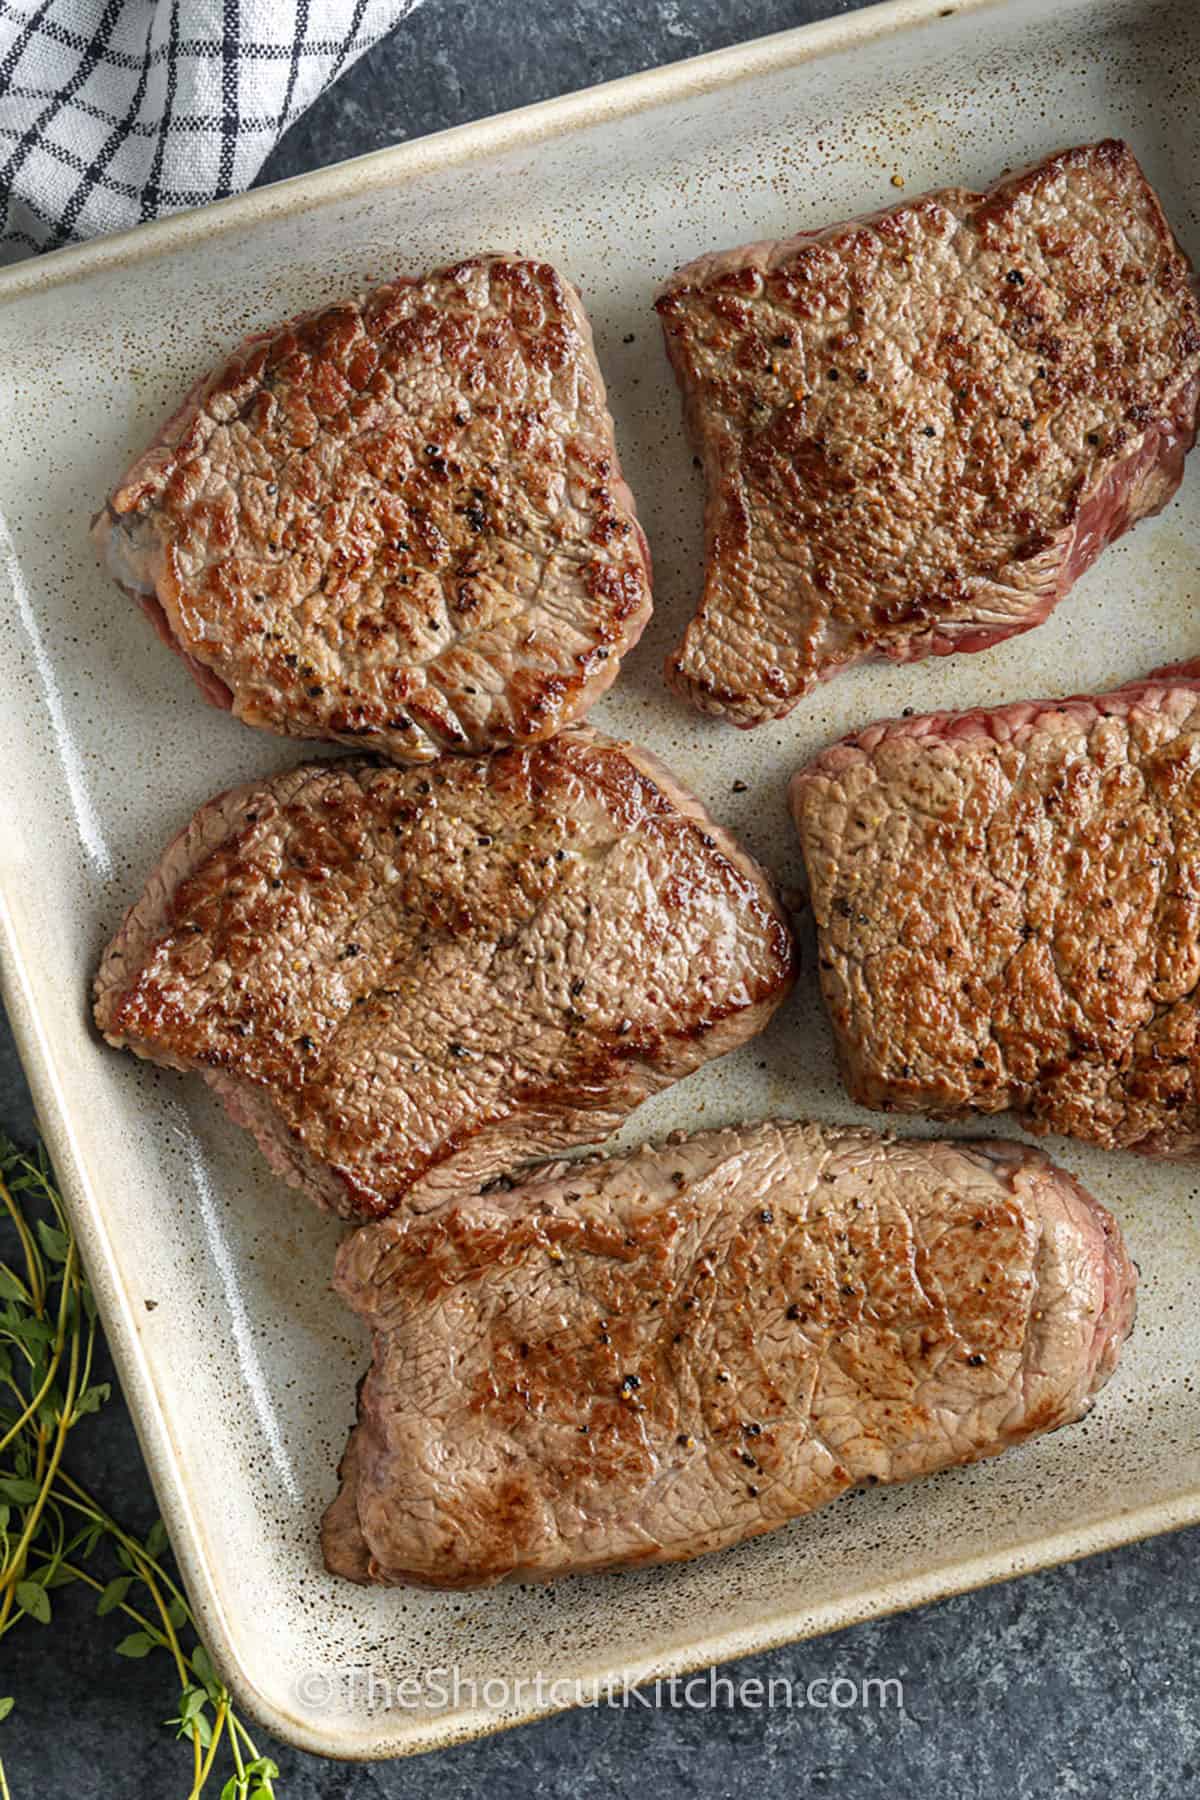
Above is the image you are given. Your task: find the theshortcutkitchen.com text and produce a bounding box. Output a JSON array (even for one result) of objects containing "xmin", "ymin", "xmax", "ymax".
[{"xmin": 293, "ymin": 1665, "xmax": 904, "ymax": 1716}]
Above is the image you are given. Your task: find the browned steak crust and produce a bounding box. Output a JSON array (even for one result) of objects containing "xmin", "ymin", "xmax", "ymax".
[
  {"xmin": 94, "ymin": 256, "xmax": 653, "ymax": 761},
  {"xmin": 94, "ymin": 731, "xmax": 796, "ymax": 1218},
  {"xmin": 322, "ymin": 1121, "xmax": 1135, "ymax": 1587},
  {"xmin": 791, "ymin": 663, "xmax": 1200, "ymax": 1154},
  {"xmin": 656, "ymin": 141, "xmax": 1200, "ymax": 725}
]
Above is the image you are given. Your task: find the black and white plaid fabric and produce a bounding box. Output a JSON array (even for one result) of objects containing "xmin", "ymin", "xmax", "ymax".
[{"xmin": 0, "ymin": 0, "xmax": 419, "ymax": 262}]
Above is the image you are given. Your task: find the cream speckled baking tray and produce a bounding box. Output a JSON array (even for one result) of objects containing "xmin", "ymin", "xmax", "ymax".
[{"xmin": 2, "ymin": 0, "xmax": 1200, "ymax": 1760}]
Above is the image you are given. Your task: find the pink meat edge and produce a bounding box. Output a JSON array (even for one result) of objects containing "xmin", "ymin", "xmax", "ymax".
[{"xmin": 791, "ymin": 655, "xmax": 1200, "ymax": 795}]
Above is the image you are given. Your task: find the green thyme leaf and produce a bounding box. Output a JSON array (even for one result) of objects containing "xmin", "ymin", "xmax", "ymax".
[
  {"xmin": 0, "ymin": 1476, "xmax": 39, "ymax": 1504},
  {"xmin": 3, "ymin": 1313, "xmax": 53, "ymax": 1347},
  {"xmin": 178, "ymin": 1687, "xmax": 209, "ymax": 1725},
  {"xmin": 36, "ymin": 1387, "xmax": 64, "ymax": 1429},
  {"xmin": 96, "ymin": 1575, "xmax": 132, "ymax": 1616},
  {"xmin": 70, "ymin": 1382, "xmax": 111, "ymax": 1421},
  {"xmin": 115, "ymin": 1630, "xmax": 156, "ymax": 1659},
  {"xmin": 34, "ymin": 1220, "xmax": 69, "ymax": 1263},
  {"xmin": 192, "ymin": 1644, "xmax": 223, "ymax": 1703},
  {"xmin": 76, "ymin": 1520, "xmax": 103, "ymax": 1558},
  {"xmin": 15, "ymin": 1580, "xmax": 50, "ymax": 1624}
]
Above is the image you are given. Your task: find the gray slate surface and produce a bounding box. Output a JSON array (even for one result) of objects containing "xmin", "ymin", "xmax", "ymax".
[{"xmin": 3, "ymin": 2, "xmax": 1198, "ymax": 1794}]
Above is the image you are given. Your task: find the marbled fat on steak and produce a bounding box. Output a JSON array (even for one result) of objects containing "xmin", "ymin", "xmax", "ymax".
[
  {"xmin": 94, "ymin": 257, "xmax": 653, "ymax": 761},
  {"xmin": 322, "ymin": 1120, "xmax": 1135, "ymax": 1587},
  {"xmin": 656, "ymin": 141, "xmax": 1200, "ymax": 725},
  {"xmin": 93, "ymin": 731, "xmax": 796, "ymax": 1219},
  {"xmin": 791, "ymin": 663, "xmax": 1200, "ymax": 1154}
]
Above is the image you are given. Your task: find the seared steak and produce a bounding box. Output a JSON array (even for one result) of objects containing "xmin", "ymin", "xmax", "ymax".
[
  {"xmin": 791, "ymin": 663, "xmax": 1200, "ymax": 1153},
  {"xmin": 656, "ymin": 141, "xmax": 1200, "ymax": 725},
  {"xmin": 94, "ymin": 256, "xmax": 653, "ymax": 762},
  {"xmin": 322, "ymin": 1120, "xmax": 1135, "ymax": 1588},
  {"xmin": 94, "ymin": 732, "xmax": 795, "ymax": 1218}
]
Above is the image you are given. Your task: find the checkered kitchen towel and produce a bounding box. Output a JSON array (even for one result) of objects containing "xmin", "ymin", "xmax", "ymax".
[{"xmin": 0, "ymin": 0, "xmax": 420, "ymax": 262}]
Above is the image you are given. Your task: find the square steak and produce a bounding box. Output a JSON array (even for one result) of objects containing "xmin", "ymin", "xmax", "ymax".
[
  {"xmin": 791, "ymin": 663, "xmax": 1200, "ymax": 1153},
  {"xmin": 656, "ymin": 142, "xmax": 1200, "ymax": 725},
  {"xmin": 94, "ymin": 256, "xmax": 652, "ymax": 761},
  {"xmin": 321, "ymin": 1120, "xmax": 1135, "ymax": 1587},
  {"xmin": 94, "ymin": 731, "xmax": 795, "ymax": 1218}
]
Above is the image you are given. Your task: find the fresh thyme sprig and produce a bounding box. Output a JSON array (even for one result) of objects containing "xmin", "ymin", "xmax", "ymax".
[{"xmin": 0, "ymin": 1135, "xmax": 281, "ymax": 1799}]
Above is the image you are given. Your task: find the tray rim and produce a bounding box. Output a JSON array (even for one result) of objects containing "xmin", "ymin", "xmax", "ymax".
[{"xmin": 1, "ymin": 0, "xmax": 1195, "ymax": 1761}]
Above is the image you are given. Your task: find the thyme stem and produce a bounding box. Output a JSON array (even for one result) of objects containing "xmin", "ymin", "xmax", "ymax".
[{"xmin": 0, "ymin": 1137, "xmax": 280, "ymax": 1797}]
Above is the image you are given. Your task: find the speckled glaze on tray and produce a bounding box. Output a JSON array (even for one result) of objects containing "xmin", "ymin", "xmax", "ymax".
[{"xmin": 1, "ymin": 0, "xmax": 1199, "ymax": 1760}]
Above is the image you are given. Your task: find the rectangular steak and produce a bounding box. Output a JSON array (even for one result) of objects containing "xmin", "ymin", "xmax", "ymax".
[
  {"xmin": 791, "ymin": 663, "xmax": 1200, "ymax": 1153},
  {"xmin": 321, "ymin": 1120, "xmax": 1135, "ymax": 1588},
  {"xmin": 93, "ymin": 256, "xmax": 652, "ymax": 762},
  {"xmin": 656, "ymin": 141, "xmax": 1200, "ymax": 725},
  {"xmin": 94, "ymin": 731, "xmax": 795, "ymax": 1218}
]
